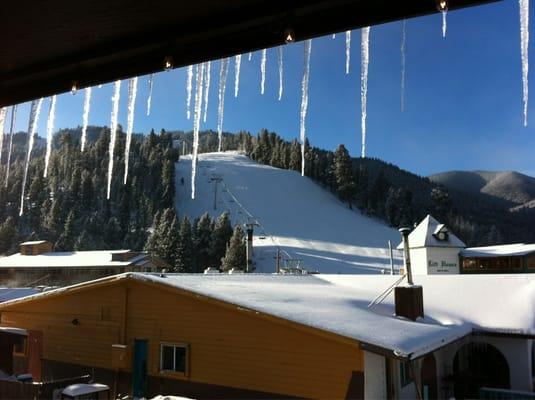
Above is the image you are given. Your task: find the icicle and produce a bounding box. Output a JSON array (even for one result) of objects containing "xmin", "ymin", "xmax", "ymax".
[
  {"xmin": 186, "ymin": 65, "xmax": 193, "ymax": 119},
  {"xmin": 5, "ymin": 105, "xmax": 17, "ymax": 188},
  {"xmin": 520, "ymin": 0, "xmax": 529, "ymax": 126},
  {"xmin": 442, "ymin": 10, "xmax": 447, "ymax": 37},
  {"xmin": 277, "ymin": 46, "xmax": 284, "ymax": 101},
  {"xmin": 248, "ymin": 52, "xmax": 252, "ymax": 61},
  {"xmin": 81, "ymin": 87, "xmax": 92, "ymax": 152},
  {"xmin": 107, "ymin": 80, "xmax": 121, "ymax": 200},
  {"xmin": 401, "ymin": 20, "xmax": 407, "ymax": 112},
  {"xmin": 203, "ymin": 61, "xmax": 211, "ymax": 123},
  {"xmin": 260, "ymin": 48, "xmax": 267, "ymax": 94},
  {"xmin": 0, "ymin": 108, "xmax": 6, "ymax": 163},
  {"xmin": 234, "ymin": 55, "xmax": 242, "ymax": 98},
  {"xmin": 300, "ymin": 40, "xmax": 312, "ymax": 177},
  {"xmin": 124, "ymin": 77, "xmax": 138, "ymax": 185},
  {"xmin": 44, "ymin": 96, "xmax": 57, "ymax": 178},
  {"xmin": 146, "ymin": 74, "xmax": 154, "ymax": 116},
  {"xmin": 217, "ymin": 58, "xmax": 230, "ymax": 152},
  {"xmin": 361, "ymin": 27, "xmax": 370, "ymax": 158},
  {"xmin": 20, "ymin": 98, "xmax": 44, "ymax": 216},
  {"xmin": 191, "ymin": 63, "xmax": 206, "ymax": 200},
  {"xmin": 345, "ymin": 30, "xmax": 351, "ymax": 74}
]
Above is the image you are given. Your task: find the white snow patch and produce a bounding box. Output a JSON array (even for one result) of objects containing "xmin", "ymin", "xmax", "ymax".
[{"xmin": 175, "ymin": 152, "xmax": 403, "ymax": 274}]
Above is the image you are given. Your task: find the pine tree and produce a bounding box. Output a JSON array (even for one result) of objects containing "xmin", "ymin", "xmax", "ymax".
[
  {"xmin": 333, "ymin": 144, "xmax": 356, "ymax": 208},
  {"xmin": 0, "ymin": 217, "xmax": 20, "ymax": 254},
  {"xmin": 289, "ymin": 140, "xmax": 301, "ymax": 172},
  {"xmin": 210, "ymin": 212, "xmax": 233, "ymax": 267},
  {"xmin": 367, "ymin": 170, "xmax": 389, "ymax": 216},
  {"xmin": 193, "ymin": 213, "xmax": 213, "ymax": 272},
  {"xmin": 176, "ymin": 216, "xmax": 194, "ymax": 272},
  {"xmin": 221, "ymin": 225, "xmax": 246, "ymax": 272},
  {"xmin": 56, "ymin": 210, "xmax": 76, "ymax": 250}
]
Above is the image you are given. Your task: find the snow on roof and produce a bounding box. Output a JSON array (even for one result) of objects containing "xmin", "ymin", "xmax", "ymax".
[
  {"xmin": 461, "ymin": 243, "xmax": 535, "ymax": 258},
  {"xmin": 397, "ymin": 215, "xmax": 466, "ymax": 249},
  {"xmin": 0, "ymin": 327, "xmax": 28, "ymax": 335},
  {"xmin": 132, "ymin": 272, "xmax": 535, "ymax": 359},
  {"xmin": 0, "ymin": 288, "xmax": 39, "ymax": 302},
  {"xmin": 20, "ymin": 240, "xmax": 50, "ymax": 246},
  {"xmin": 0, "ymin": 250, "xmax": 149, "ymax": 268},
  {"xmin": 3, "ymin": 272, "xmax": 533, "ymax": 360},
  {"xmin": 62, "ymin": 383, "xmax": 109, "ymax": 397}
]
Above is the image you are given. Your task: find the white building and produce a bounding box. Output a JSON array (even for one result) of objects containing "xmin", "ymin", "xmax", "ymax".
[{"xmin": 397, "ymin": 215, "xmax": 466, "ymax": 275}]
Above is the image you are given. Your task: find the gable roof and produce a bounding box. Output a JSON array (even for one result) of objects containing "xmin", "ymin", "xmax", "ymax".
[
  {"xmin": 397, "ymin": 215, "xmax": 466, "ymax": 249},
  {"xmin": 2, "ymin": 272, "xmax": 533, "ymax": 361},
  {"xmin": 20, "ymin": 240, "xmax": 51, "ymax": 246}
]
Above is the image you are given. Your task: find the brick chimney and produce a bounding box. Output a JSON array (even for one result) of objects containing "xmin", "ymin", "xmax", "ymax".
[{"xmin": 395, "ymin": 228, "xmax": 424, "ymax": 321}]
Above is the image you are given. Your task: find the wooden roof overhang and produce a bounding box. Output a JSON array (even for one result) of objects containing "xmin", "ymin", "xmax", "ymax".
[{"xmin": 0, "ymin": 0, "xmax": 498, "ymax": 107}]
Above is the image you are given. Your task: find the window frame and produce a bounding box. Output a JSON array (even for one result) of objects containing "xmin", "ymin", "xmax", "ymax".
[
  {"xmin": 159, "ymin": 342, "xmax": 189, "ymax": 377},
  {"xmin": 399, "ymin": 361, "xmax": 413, "ymax": 388},
  {"xmin": 12, "ymin": 335, "xmax": 28, "ymax": 357}
]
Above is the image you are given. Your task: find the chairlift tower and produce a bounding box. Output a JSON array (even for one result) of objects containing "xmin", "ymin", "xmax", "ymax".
[
  {"xmin": 244, "ymin": 220, "xmax": 259, "ymax": 273},
  {"xmin": 210, "ymin": 175, "xmax": 223, "ymax": 211}
]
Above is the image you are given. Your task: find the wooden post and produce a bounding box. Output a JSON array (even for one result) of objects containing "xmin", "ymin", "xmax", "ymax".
[{"xmin": 388, "ymin": 240, "xmax": 394, "ymax": 275}]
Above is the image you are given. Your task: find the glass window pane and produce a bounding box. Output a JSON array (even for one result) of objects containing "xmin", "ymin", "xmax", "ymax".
[
  {"xmin": 161, "ymin": 345, "xmax": 174, "ymax": 370},
  {"xmin": 175, "ymin": 346, "xmax": 186, "ymax": 372}
]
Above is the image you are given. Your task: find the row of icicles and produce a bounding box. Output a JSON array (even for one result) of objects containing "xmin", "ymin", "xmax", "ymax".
[{"xmin": 0, "ymin": 0, "xmax": 530, "ymax": 213}]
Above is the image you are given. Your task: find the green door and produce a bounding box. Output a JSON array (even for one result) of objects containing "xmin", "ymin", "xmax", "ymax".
[{"xmin": 132, "ymin": 339, "xmax": 148, "ymax": 398}]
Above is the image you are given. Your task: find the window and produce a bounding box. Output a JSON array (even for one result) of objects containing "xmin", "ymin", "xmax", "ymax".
[
  {"xmin": 399, "ymin": 361, "xmax": 413, "ymax": 388},
  {"xmin": 13, "ymin": 336, "xmax": 27, "ymax": 356},
  {"xmin": 160, "ymin": 343, "xmax": 188, "ymax": 375}
]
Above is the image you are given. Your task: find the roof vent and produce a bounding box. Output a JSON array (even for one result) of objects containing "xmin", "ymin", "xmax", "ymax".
[{"xmin": 395, "ymin": 228, "xmax": 424, "ymax": 321}]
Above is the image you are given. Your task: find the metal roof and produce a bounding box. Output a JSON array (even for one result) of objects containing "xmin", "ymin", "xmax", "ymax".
[{"xmin": 0, "ymin": 0, "xmax": 497, "ymax": 107}]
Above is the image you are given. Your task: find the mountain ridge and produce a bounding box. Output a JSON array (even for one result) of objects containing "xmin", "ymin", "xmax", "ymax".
[{"xmin": 429, "ymin": 170, "xmax": 535, "ymax": 205}]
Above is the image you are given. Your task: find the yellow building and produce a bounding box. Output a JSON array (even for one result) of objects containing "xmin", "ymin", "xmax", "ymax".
[{"xmin": 0, "ymin": 273, "xmax": 533, "ymax": 399}]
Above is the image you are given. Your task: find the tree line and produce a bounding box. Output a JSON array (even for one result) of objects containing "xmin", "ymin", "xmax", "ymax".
[
  {"xmin": 176, "ymin": 128, "xmax": 535, "ymax": 246},
  {"xmin": 144, "ymin": 209, "xmax": 246, "ymax": 272}
]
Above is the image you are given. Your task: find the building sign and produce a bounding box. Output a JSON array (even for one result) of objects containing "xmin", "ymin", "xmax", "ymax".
[{"xmin": 428, "ymin": 259, "xmax": 458, "ymax": 274}]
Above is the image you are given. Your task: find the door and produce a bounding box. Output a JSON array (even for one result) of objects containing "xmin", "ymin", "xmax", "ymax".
[
  {"xmin": 132, "ymin": 339, "xmax": 148, "ymax": 398},
  {"xmin": 421, "ymin": 354, "xmax": 437, "ymax": 400},
  {"xmin": 28, "ymin": 330, "xmax": 43, "ymax": 381}
]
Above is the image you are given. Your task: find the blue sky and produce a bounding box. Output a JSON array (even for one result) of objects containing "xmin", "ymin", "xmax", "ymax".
[{"xmin": 10, "ymin": 0, "xmax": 535, "ymax": 177}]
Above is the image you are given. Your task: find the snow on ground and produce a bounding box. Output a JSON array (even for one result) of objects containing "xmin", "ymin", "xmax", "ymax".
[{"xmin": 175, "ymin": 151, "xmax": 403, "ymax": 273}]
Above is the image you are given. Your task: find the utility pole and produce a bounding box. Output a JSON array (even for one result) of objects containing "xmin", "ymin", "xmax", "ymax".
[
  {"xmin": 275, "ymin": 248, "xmax": 281, "ymax": 274},
  {"xmin": 388, "ymin": 240, "xmax": 394, "ymax": 275},
  {"xmin": 210, "ymin": 175, "xmax": 222, "ymax": 211}
]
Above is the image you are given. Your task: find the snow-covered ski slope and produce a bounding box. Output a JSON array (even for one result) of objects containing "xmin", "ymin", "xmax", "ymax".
[{"xmin": 176, "ymin": 151, "xmax": 403, "ymax": 274}]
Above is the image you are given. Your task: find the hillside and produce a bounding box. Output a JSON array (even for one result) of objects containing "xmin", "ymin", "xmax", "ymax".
[
  {"xmin": 429, "ymin": 170, "xmax": 535, "ymax": 205},
  {"xmin": 175, "ymin": 152, "xmax": 403, "ymax": 274}
]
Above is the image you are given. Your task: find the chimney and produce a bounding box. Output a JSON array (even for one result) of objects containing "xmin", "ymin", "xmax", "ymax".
[{"xmin": 394, "ymin": 228, "xmax": 424, "ymax": 321}]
